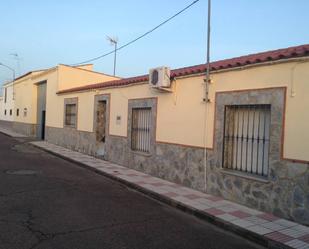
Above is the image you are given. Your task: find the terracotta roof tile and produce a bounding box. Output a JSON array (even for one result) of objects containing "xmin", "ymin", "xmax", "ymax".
[{"xmin": 57, "ymin": 44, "xmax": 309, "ymax": 94}]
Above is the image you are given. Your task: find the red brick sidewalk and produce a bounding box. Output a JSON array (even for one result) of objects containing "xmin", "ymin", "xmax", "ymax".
[{"xmin": 30, "ymin": 140, "xmax": 309, "ymax": 249}]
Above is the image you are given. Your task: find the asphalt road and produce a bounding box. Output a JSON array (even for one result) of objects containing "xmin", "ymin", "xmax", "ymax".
[{"xmin": 0, "ymin": 133, "xmax": 265, "ymax": 249}]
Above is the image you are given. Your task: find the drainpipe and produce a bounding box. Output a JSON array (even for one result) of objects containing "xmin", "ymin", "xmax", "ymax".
[
  {"xmin": 290, "ymin": 61, "xmax": 307, "ymax": 98},
  {"xmin": 203, "ymin": 0, "xmax": 211, "ymax": 192}
]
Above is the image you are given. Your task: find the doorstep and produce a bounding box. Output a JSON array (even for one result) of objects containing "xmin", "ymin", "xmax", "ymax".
[{"xmin": 30, "ymin": 141, "xmax": 309, "ymax": 249}]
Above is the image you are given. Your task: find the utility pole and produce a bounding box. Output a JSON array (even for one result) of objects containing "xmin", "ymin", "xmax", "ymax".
[
  {"xmin": 205, "ymin": 0, "xmax": 211, "ymax": 102},
  {"xmin": 203, "ymin": 0, "xmax": 211, "ymax": 192},
  {"xmin": 107, "ymin": 36, "xmax": 118, "ymax": 76}
]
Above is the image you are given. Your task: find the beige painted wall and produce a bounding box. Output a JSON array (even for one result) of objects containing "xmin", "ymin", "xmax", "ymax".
[
  {"xmin": 57, "ymin": 65, "xmax": 119, "ymax": 91},
  {"xmin": 74, "ymin": 64, "xmax": 93, "ymax": 71},
  {"xmin": 4, "ymin": 70, "xmax": 47, "ymax": 125},
  {"xmin": 45, "ymin": 65, "xmax": 119, "ymax": 128},
  {"xmin": 14, "ymin": 77, "xmax": 38, "ymax": 124},
  {"xmin": 49, "ymin": 60, "xmax": 309, "ymax": 162}
]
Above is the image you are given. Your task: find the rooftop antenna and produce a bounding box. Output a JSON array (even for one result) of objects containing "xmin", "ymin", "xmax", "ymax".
[
  {"xmin": 106, "ymin": 36, "xmax": 118, "ymax": 76},
  {"xmin": 10, "ymin": 53, "xmax": 22, "ymax": 76}
]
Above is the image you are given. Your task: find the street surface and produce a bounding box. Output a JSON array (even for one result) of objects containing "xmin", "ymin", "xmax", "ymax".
[{"xmin": 0, "ymin": 133, "xmax": 265, "ymax": 249}]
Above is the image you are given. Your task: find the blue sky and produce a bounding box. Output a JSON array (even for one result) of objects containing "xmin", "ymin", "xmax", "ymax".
[{"xmin": 0, "ymin": 0, "xmax": 308, "ymax": 84}]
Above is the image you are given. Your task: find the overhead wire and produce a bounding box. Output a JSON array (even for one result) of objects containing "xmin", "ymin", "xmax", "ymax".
[{"xmin": 71, "ymin": 0, "xmax": 200, "ymax": 65}]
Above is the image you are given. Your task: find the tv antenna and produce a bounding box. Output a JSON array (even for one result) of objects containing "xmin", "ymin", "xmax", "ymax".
[{"xmin": 106, "ymin": 36, "xmax": 118, "ymax": 76}]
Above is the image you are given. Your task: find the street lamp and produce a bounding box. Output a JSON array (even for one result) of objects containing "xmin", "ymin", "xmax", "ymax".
[
  {"xmin": 0, "ymin": 63, "xmax": 16, "ymax": 100},
  {"xmin": 106, "ymin": 36, "xmax": 118, "ymax": 76},
  {"xmin": 0, "ymin": 63, "xmax": 15, "ymax": 81},
  {"xmin": 10, "ymin": 53, "xmax": 22, "ymax": 76}
]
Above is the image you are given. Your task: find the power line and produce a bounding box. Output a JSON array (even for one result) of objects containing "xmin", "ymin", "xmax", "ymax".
[{"xmin": 71, "ymin": 0, "xmax": 200, "ymax": 66}]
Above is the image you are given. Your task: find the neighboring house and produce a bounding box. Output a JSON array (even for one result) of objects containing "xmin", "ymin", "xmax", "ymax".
[
  {"xmin": 0, "ymin": 82, "xmax": 15, "ymax": 125},
  {"xmin": 0, "ymin": 64, "xmax": 119, "ymax": 138},
  {"xmin": 49, "ymin": 44, "xmax": 308, "ymax": 225},
  {"xmin": 0, "ymin": 96, "xmax": 3, "ymax": 123},
  {"xmin": 10, "ymin": 69, "xmax": 47, "ymax": 135}
]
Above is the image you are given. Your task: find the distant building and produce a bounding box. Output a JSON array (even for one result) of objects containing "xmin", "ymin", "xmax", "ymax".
[
  {"xmin": 0, "ymin": 81, "xmax": 14, "ymax": 124},
  {"xmin": 0, "ymin": 64, "xmax": 118, "ymax": 138}
]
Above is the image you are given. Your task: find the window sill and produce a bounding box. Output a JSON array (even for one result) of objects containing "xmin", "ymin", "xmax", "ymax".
[
  {"xmin": 64, "ymin": 125, "xmax": 77, "ymax": 129},
  {"xmin": 220, "ymin": 168, "xmax": 269, "ymax": 183},
  {"xmin": 131, "ymin": 150, "xmax": 152, "ymax": 157}
]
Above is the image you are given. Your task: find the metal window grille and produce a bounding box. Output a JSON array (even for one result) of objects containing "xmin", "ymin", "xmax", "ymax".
[
  {"xmin": 131, "ymin": 107, "xmax": 151, "ymax": 153},
  {"xmin": 223, "ymin": 105, "xmax": 271, "ymax": 177},
  {"xmin": 65, "ymin": 104, "xmax": 77, "ymax": 127}
]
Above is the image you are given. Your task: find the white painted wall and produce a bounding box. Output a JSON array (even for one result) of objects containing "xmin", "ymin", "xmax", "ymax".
[
  {"xmin": 0, "ymin": 96, "xmax": 3, "ymax": 120},
  {"xmin": 0, "ymin": 83, "xmax": 14, "ymax": 122}
]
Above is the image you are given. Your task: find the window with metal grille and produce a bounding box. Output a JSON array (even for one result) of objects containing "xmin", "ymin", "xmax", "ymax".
[
  {"xmin": 223, "ymin": 105, "xmax": 271, "ymax": 177},
  {"xmin": 65, "ymin": 104, "xmax": 77, "ymax": 127},
  {"xmin": 131, "ymin": 107, "xmax": 151, "ymax": 153}
]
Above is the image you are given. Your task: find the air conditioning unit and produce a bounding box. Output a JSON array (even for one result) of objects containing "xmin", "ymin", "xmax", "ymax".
[{"xmin": 149, "ymin": 66, "xmax": 171, "ymax": 89}]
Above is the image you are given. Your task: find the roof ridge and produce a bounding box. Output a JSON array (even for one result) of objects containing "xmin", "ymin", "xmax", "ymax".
[
  {"xmin": 57, "ymin": 44, "xmax": 309, "ymax": 95},
  {"xmin": 60, "ymin": 64, "xmax": 122, "ymax": 79}
]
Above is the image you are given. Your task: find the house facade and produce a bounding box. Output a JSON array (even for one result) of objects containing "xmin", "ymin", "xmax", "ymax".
[
  {"xmin": 0, "ymin": 82, "xmax": 15, "ymax": 125},
  {"xmin": 1, "ymin": 44, "xmax": 308, "ymax": 225},
  {"xmin": 50, "ymin": 45, "xmax": 309, "ymax": 225},
  {"xmin": 0, "ymin": 64, "xmax": 119, "ymax": 138},
  {"xmin": 0, "ymin": 96, "xmax": 3, "ymax": 122}
]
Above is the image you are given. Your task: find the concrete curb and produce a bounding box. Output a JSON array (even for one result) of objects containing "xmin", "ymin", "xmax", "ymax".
[{"xmin": 30, "ymin": 142, "xmax": 292, "ymax": 249}]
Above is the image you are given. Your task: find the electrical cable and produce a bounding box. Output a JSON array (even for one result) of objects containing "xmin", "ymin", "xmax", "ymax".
[{"xmin": 71, "ymin": 0, "xmax": 200, "ymax": 65}]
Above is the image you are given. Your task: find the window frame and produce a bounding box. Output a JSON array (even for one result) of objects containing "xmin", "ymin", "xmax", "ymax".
[
  {"xmin": 63, "ymin": 98, "xmax": 78, "ymax": 129},
  {"xmin": 131, "ymin": 107, "xmax": 152, "ymax": 153},
  {"xmin": 213, "ymin": 88, "xmax": 286, "ymax": 183},
  {"xmin": 222, "ymin": 104, "xmax": 271, "ymax": 177},
  {"xmin": 128, "ymin": 98, "xmax": 157, "ymax": 156}
]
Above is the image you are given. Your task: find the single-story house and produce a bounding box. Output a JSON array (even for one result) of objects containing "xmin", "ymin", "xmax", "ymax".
[
  {"xmin": 53, "ymin": 44, "xmax": 309, "ymax": 225},
  {"xmin": 1, "ymin": 44, "xmax": 308, "ymax": 225},
  {"xmin": 0, "ymin": 64, "xmax": 119, "ymax": 138}
]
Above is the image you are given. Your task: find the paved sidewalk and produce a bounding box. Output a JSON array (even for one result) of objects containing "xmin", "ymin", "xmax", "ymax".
[{"xmin": 29, "ymin": 141, "xmax": 309, "ymax": 249}]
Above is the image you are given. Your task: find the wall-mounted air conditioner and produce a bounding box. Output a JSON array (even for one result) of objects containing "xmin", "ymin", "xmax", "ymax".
[{"xmin": 149, "ymin": 66, "xmax": 171, "ymax": 89}]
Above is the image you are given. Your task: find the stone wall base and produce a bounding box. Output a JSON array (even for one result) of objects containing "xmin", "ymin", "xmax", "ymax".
[
  {"xmin": 45, "ymin": 126, "xmax": 96, "ymax": 156},
  {"xmin": 106, "ymin": 136, "xmax": 205, "ymax": 191},
  {"xmin": 45, "ymin": 125, "xmax": 309, "ymax": 226},
  {"xmin": 0, "ymin": 120, "xmax": 13, "ymax": 129},
  {"xmin": 12, "ymin": 122, "xmax": 38, "ymax": 137}
]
